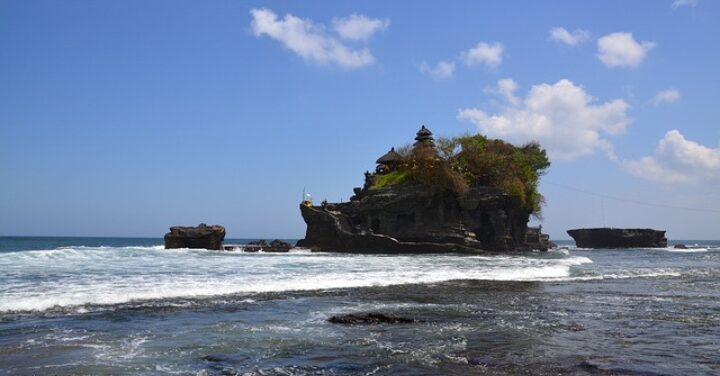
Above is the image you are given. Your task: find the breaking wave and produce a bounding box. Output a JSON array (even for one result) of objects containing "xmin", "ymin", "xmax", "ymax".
[{"xmin": 0, "ymin": 245, "xmax": 598, "ymax": 313}]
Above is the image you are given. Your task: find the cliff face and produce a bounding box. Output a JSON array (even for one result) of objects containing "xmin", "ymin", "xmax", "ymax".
[
  {"xmin": 567, "ymin": 228, "xmax": 667, "ymax": 248},
  {"xmin": 297, "ymin": 184, "xmax": 539, "ymax": 253}
]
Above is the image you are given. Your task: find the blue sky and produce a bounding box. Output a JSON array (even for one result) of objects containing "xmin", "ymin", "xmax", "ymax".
[{"xmin": 1, "ymin": 0, "xmax": 719, "ymax": 239}]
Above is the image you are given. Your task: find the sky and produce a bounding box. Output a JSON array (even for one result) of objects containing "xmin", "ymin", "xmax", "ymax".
[{"xmin": 1, "ymin": 0, "xmax": 719, "ymax": 240}]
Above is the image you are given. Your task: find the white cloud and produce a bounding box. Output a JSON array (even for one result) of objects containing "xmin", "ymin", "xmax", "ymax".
[
  {"xmin": 624, "ymin": 130, "xmax": 720, "ymax": 184},
  {"xmin": 458, "ymin": 79, "xmax": 630, "ymax": 161},
  {"xmin": 672, "ymin": 0, "xmax": 698, "ymax": 9},
  {"xmin": 419, "ymin": 61, "xmax": 456, "ymax": 80},
  {"xmin": 250, "ymin": 8, "xmax": 378, "ymax": 69},
  {"xmin": 597, "ymin": 32, "xmax": 656, "ymax": 68},
  {"xmin": 484, "ymin": 78, "xmax": 520, "ymax": 106},
  {"xmin": 549, "ymin": 27, "xmax": 590, "ymax": 46},
  {"xmin": 651, "ymin": 89, "xmax": 681, "ymax": 105},
  {"xmin": 332, "ymin": 14, "xmax": 389, "ymax": 41},
  {"xmin": 462, "ymin": 42, "xmax": 504, "ymax": 68}
]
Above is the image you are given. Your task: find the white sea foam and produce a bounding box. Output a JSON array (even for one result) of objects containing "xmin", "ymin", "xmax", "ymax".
[
  {"xmin": 651, "ymin": 247, "xmax": 709, "ymax": 253},
  {"xmin": 0, "ymin": 245, "xmax": 600, "ymax": 313}
]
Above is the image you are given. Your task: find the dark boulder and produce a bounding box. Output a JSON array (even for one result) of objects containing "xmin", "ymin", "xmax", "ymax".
[
  {"xmin": 266, "ymin": 239, "xmax": 293, "ymax": 252},
  {"xmin": 327, "ymin": 313, "xmax": 418, "ymax": 325},
  {"xmin": 164, "ymin": 223, "xmax": 225, "ymax": 250},
  {"xmin": 674, "ymin": 244, "xmax": 687, "ymax": 249},
  {"xmin": 567, "ymin": 228, "xmax": 667, "ymax": 248},
  {"xmin": 242, "ymin": 239, "xmax": 292, "ymax": 252}
]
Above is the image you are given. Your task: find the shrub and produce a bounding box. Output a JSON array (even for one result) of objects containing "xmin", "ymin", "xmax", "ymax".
[{"xmin": 376, "ymin": 133, "xmax": 550, "ymax": 215}]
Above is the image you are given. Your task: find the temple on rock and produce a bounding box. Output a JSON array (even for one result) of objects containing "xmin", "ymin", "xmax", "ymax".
[{"xmin": 297, "ymin": 125, "xmax": 551, "ymax": 253}]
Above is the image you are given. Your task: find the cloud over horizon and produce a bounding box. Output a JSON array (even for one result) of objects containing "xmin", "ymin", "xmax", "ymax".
[
  {"xmin": 458, "ymin": 79, "xmax": 631, "ymax": 161},
  {"xmin": 624, "ymin": 130, "xmax": 720, "ymax": 184},
  {"xmin": 250, "ymin": 8, "xmax": 387, "ymax": 69},
  {"xmin": 597, "ymin": 32, "xmax": 656, "ymax": 68}
]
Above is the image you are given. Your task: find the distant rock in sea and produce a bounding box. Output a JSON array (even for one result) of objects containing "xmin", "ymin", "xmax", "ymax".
[
  {"xmin": 164, "ymin": 223, "xmax": 226, "ymax": 250},
  {"xmin": 567, "ymin": 228, "xmax": 667, "ymax": 248}
]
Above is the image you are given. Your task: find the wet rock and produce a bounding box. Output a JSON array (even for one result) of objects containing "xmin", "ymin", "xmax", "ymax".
[
  {"xmin": 327, "ymin": 313, "xmax": 418, "ymax": 325},
  {"xmin": 266, "ymin": 239, "xmax": 293, "ymax": 252},
  {"xmin": 247, "ymin": 240, "xmax": 267, "ymax": 246},
  {"xmin": 243, "ymin": 239, "xmax": 292, "ymax": 252},
  {"xmin": 524, "ymin": 226, "xmax": 552, "ymax": 251},
  {"xmin": 164, "ymin": 223, "xmax": 225, "ymax": 250},
  {"xmin": 674, "ymin": 244, "xmax": 687, "ymax": 249},
  {"xmin": 203, "ymin": 354, "xmax": 227, "ymax": 362}
]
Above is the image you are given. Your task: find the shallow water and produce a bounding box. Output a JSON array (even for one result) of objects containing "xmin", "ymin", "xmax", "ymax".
[{"xmin": 1, "ymin": 237, "xmax": 719, "ymax": 375}]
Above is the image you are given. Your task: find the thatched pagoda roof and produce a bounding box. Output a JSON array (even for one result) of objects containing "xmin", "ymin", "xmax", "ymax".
[{"xmin": 376, "ymin": 147, "xmax": 402, "ymax": 164}]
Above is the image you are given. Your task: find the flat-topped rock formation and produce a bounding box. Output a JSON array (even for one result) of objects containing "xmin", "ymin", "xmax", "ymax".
[
  {"xmin": 567, "ymin": 228, "xmax": 667, "ymax": 248},
  {"xmin": 164, "ymin": 223, "xmax": 226, "ymax": 250},
  {"xmin": 298, "ymin": 126, "xmax": 552, "ymax": 253}
]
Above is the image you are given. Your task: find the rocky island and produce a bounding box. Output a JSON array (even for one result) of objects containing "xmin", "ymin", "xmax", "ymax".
[
  {"xmin": 567, "ymin": 228, "xmax": 668, "ymax": 248},
  {"xmin": 164, "ymin": 224, "xmax": 226, "ymax": 250},
  {"xmin": 297, "ymin": 126, "xmax": 552, "ymax": 253}
]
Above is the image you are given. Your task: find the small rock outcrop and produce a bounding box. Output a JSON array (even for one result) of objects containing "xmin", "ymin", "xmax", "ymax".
[
  {"xmin": 327, "ymin": 313, "xmax": 418, "ymax": 325},
  {"xmin": 567, "ymin": 228, "xmax": 667, "ymax": 248},
  {"xmin": 245, "ymin": 239, "xmax": 293, "ymax": 252},
  {"xmin": 525, "ymin": 226, "xmax": 553, "ymax": 250},
  {"xmin": 267, "ymin": 239, "xmax": 293, "ymax": 252},
  {"xmin": 225, "ymin": 239, "xmax": 294, "ymax": 252},
  {"xmin": 164, "ymin": 223, "xmax": 226, "ymax": 250}
]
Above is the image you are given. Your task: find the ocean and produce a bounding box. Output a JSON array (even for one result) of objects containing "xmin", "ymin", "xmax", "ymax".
[{"xmin": 0, "ymin": 237, "xmax": 718, "ymax": 375}]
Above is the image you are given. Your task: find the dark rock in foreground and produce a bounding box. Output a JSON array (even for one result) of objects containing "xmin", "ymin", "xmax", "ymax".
[
  {"xmin": 567, "ymin": 228, "xmax": 667, "ymax": 248},
  {"xmin": 164, "ymin": 223, "xmax": 226, "ymax": 250},
  {"xmin": 327, "ymin": 313, "xmax": 418, "ymax": 325}
]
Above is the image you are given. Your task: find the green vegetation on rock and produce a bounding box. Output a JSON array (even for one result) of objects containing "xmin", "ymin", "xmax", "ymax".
[
  {"xmin": 372, "ymin": 170, "xmax": 409, "ymax": 189},
  {"xmin": 371, "ymin": 134, "xmax": 550, "ymax": 215}
]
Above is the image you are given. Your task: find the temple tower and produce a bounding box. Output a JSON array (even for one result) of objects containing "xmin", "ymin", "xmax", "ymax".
[{"xmin": 413, "ymin": 125, "xmax": 435, "ymax": 148}]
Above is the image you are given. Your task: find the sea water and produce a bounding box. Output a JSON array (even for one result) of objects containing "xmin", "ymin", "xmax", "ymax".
[{"xmin": 0, "ymin": 237, "xmax": 719, "ymax": 375}]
